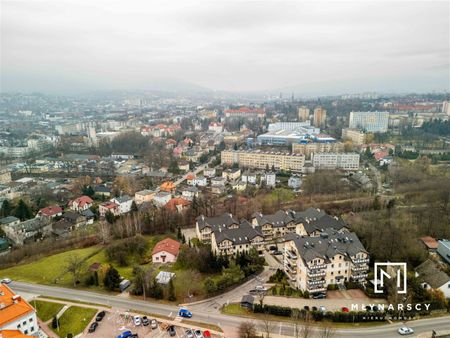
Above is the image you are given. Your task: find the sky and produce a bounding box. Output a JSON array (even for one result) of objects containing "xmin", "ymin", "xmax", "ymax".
[{"xmin": 1, "ymin": 0, "xmax": 449, "ymax": 95}]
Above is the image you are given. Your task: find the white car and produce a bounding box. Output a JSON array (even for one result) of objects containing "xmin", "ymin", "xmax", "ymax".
[
  {"xmin": 1, "ymin": 278, "xmax": 12, "ymax": 284},
  {"xmin": 398, "ymin": 327, "xmax": 414, "ymax": 335},
  {"xmin": 319, "ymin": 306, "xmax": 326, "ymax": 312},
  {"xmin": 133, "ymin": 316, "xmax": 141, "ymax": 326}
]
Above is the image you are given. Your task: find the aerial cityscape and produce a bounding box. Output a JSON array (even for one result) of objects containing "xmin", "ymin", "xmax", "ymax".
[{"xmin": 1, "ymin": 1, "xmax": 449, "ymax": 338}]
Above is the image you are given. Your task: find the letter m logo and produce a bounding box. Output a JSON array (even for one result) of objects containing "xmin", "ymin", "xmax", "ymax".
[{"xmin": 374, "ymin": 262, "xmax": 407, "ymax": 294}]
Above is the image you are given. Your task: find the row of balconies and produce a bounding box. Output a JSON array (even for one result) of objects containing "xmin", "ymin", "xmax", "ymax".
[
  {"xmin": 351, "ymin": 273, "xmax": 368, "ymax": 279},
  {"xmin": 285, "ymin": 249, "xmax": 297, "ymax": 259},
  {"xmin": 307, "ymin": 278, "xmax": 326, "ymax": 286},
  {"xmin": 352, "ymin": 258, "xmax": 370, "ymax": 264},
  {"xmin": 351, "ymin": 264, "xmax": 369, "ymax": 272},
  {"xmin": 285, "ymin": 264, "xmax": 297, "ymax": 274},
  {"xmin": 307, "ymin": 270, "xmax": 326, "ymax": 278},
  {"xmin": 308, "ymin": 263, "xmax": 327, "ymax": 270}
]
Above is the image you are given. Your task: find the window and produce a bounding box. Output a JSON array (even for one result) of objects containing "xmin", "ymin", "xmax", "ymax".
[
  {"xmin": 331, "ymin": 264, "xmax": 334, "ymax": 268},
  {"xmin": 29, "ymin": 318, "xmax": 33, "ymax": 322},
  {"xmin": 31, "ymin": 327, "xmax": 35, "ymax": 332},
  {"xmin": 339, "ymin": 263, "xmax": 341, "ymax": 267},
  {"xmin": 24, "ymin": 330, "xmax": 28, "ymax": 335},
  {"xmin": 17, "ymin": 324, "xmax": 21, "ymax": 329},
  {"xmin": 331, "ymin": 272, "xmax": 334, "ymax": 275},
  {"xmin": 23, "ymin": 321, "xmax": 26, "ymax": 325}
]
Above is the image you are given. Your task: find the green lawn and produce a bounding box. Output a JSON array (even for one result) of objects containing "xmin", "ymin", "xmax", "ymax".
[
  {"xmin": 265, "ymin": 188, "xmax": 295, "ymax": 203},
  {"xmin": 52, "ymin": 306, "xmax": 97, "ymax": 338},
  {"xmin": 33, "ymin": 300, "xmax": 64, "ymax": 322},
  {"xmin": 0, "ymin": 246, "xmax": 101, "ymax": 286}
]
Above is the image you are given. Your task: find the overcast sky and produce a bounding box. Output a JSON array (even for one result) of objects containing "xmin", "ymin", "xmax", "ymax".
[{"xmin": 1, "ymin": 0, "xmax": 449, "ymax": 94}]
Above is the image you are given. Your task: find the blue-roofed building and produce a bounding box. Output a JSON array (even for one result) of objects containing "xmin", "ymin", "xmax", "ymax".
[{"xmin": 437, "ymin": 240, "xmax": 450, "ymax": 265}]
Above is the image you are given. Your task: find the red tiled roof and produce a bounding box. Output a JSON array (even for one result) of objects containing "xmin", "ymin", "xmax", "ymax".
[
  {"xmin": 101, "ymin": 201, "xmax": 119, "ymax": 209},
  {"xmin": 186, "ymin": 173, "xmax": 196, "ymax": 180},
  {"xmin": 152, "ymin": 238, "xmax": 181, "ymax": 256},
  {"xmin": 420, "ymin": 236, "xmax": 439, "ymax": 249},
  {"xmin": 69, "ymin": 195, "xmax": 93, "ymax": 208},
  {"xmin": 165, "ymin": 198, "xmax": 191, "ymax": 211},
  {"xmin": 225, "ymin": 107, "xmax": 265, "ymax": 114},
  {"xmin": 39, "ymin": 205, "xmax": 62, "ymax": 217},
  {"xmin": 0, "ymin": 330, "xmax": 31, "ymax": 338}
]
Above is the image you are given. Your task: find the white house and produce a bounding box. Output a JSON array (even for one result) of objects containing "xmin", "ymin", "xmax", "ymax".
[
  {"xmin": 181, "ymin": 186, "xmax": 199, "ymax": 200},
  {"xmin": 288, "ymin": 175, "xmax": 302, "ymax": 189},
  {"xmin": 68, "ymin": 195, "xmax": 93, "ymax": 211},
  {"xmin": 415, "ymin": 260, "xmax": 450, "ymax": 298},
  {"xmin": 194, "ymin": 176, "xmax": 207, "ymax": 187},
  {"xmin": 110, "ymin": 195, "xmax": 133, "ymax": 214},
  {"xmin": 153, "ymin": 192, "xmax": 172, "ymax": 207},
  {"xmin": 242, "ymin": 171, "xmax": 257, "ymax": 185},
  {"xmin": 265, "ymin": 172, "xmax": 276, "ymax": 187},
  {"xmin": 0, "ymin": 284, "xmax": 39, "ymax": 336},
  {"xmin": 152, "ymin": 238, "xmax": 181, "ymax": 264},
  {"xmin": 204, "ymin": 167, "xmax": 216, "ymax": 178}
]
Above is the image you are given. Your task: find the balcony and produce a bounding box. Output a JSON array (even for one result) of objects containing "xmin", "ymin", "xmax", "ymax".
[
  {"xmin": 307, "ymin": 278, "xmax": 326, "ymax": 286},
  {"xmin": 307, "ymin": 286, "xmax": 326, "ymax": 293},
  {"xmin": 285, "ymin": 270, "xmax": 297, "ymax": 282},
  {"xmin": 285, "ymin": 250, "xmax": 297, "ymax": 260},
  {"xmin": 351, "ymin": 264, "xmax": 368, "ymax": 272},
  {"xmin": 307, "ymin": 270, "xmax": 326, "ymax": 278},
  {"xmin": 351, "ymin": 273, "xmax": 368, "ymax": 279},
  {"xmin": 308, "ymin": 263, "xmax": 326, "ymax": 270},
  {"xmin": 285, "ymin": 264, "xmax": 297, "ymax": 274},
  {"xmin": 352, "ymin": 258, "xmax": 370, "ymax": 264}
]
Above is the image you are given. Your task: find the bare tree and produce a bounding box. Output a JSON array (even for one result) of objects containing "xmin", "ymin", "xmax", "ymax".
[
  {"xmin": 238, "ymin": 321, "xmax": 257, "ymax": 338},
  {"xmin": 319, "ymin": 323, "xmax": 336, "ymax": 338},
  {"xmin": 65, "ymin": 254, "xmax": 86, "ymax": 287},
  {"xmin": 98, "ymin": 220, "xmax": 111, "ymax": 244},
  {"xmin": 261, "ymin": 313, "xmax": 275, "ymax": 338},
  {"xmin": 300, "ymin": 312, "xmax": 314, "ymax": 338}
]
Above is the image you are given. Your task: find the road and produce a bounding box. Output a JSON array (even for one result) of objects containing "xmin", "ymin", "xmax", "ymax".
[
  {"xmin": 368, "ymin": 162, "xmax": 382, "ymax": 194},
  {"xmin": 9, "ymin": 282, "xmax": 450, "ymax": 337},
  {"xmin": 155, "ymin": 161, "xmax": 211, "ymax": 192}
]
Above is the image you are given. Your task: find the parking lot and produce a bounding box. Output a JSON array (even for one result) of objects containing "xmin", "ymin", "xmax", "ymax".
[{"xmin": 83, "ymin": 310, "xmax": 222, "ymax": 338}]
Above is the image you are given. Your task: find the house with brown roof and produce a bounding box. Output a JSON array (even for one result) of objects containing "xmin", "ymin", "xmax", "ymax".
[
  {"xmin": 152, "ymin": 238, "xmax": 181, "ymax": 264},
  {"xmin": 36, "ymin": 205, "xmax": 62, "ymax": 218},
  {"xmin": 165, "ymin": 197, "xmax": 191, "ymax": 213},
  {"xmin": 68, "ymin": 195, "xmax": 93, "ymax": 212},
  {"xmin": 419, "ymin": 236, "xmax": 439, "ymax": 252}
]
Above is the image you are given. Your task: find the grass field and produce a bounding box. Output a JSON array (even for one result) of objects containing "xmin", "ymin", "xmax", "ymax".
[
  {"xmin": 52, "ymin": 306, "xmax": 97, "ymax": 338},
  {"xmin": 33, "ymin": 300, "xmax": 64, "ymax": 322},
  {"xmin": 0, "ymin": 246, "xmax": 101, "ymax": 286}
]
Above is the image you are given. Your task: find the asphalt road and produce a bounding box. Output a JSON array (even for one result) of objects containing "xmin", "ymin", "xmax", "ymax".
[{"xmin": 9, "ymin": 281, "xmax": 450, "ymax": 337}]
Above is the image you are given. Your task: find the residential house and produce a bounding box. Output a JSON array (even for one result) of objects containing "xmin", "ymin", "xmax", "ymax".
[
  {"xmin": 165, "ymin": 197, "xmax": 191, "ymax": 213},
  {"xmin": 194, "ymin": 176, "xmax": 207, "ymax": 187},
  {"xmin": 99, "ymin": 201, "xmax": 120, "ymax": 217},
  {"xmin": 63, "ymin": 211, "xmax": 87, "ymax": 228},
  {"xmin": 0, "ymin": 284, "xmax": 39, "ymax": 336},
  {"xmin": 437, "ymin": 240, "xmax": 450, "ymax": 265},
  {"xmin": 265, "ymin": 172, "xmax": 276, "ymax": 187},
  {"xmin": 52, "ymin": 219, "xmax": 76, "ymax": 237},
  {"xmin": 419, "ymin": 236, "xmax": 439, "ymax": 253},
  {"xmin": 222, "ymin": 168, "xmax": 241, "ymax": 182},
  {"xmin": 152, "ymin": 238, "xmax": 181, "ymax": 264},
  {"xmin": 203, "ymin": 167, "xmax": 216, "ymax": 178},
  {"xmin": 186, "ymin": 173, "xmax": 196, "ymax": 186},
  {"xmin": 242, "ymin": 171, "xmax": 257, "ymax": 185},
  {"xmin": 211, "ymin": 177, "xmax": 225, "ymax": 187},
  {"xmin": 283, "ymin": 230, "xmax": 370, "ymax": 294},
  {"xmin": 196, "ymin": 213, "xmax": 240, "ymax": 243},
  {"xmin": 68, "ymin": 196, "xmax": 93, "ymax": 212},
  {"xmin": 211, "ymin": 185, "xmax": 226, "ymax": 195},
  {"xmin": 211, "ymin": 220, "xmax": 264, "ymax": 256},
  {"xmin": 178, "ymin": 161, "xmax": 190, "ymax": 172},
  {"xmin": 231, "ymin": 181, "xmax": 247, "ymax": 191},
  {"xmin": 160, "ymin": 181, "xmax": 176, "ymax": 193},
  {"xmin": 251, "ymin": 210, "xmax": 297, "ymax": 240},
  {"xmin": 93, "ymin": 185, "xmax": 111, "ymax": 197},
  {"xmin": 153, "ymin": 192, "xmax": 172, "ymax": 207},
  {"xmin": 181, "ymin": 186, "xmax": 199, "ymax": 200},
  {"xmin": 81, "ymin": 208, "xmax": 95, "ymax": 224},
  {"xmin": 415, "ymin": 260, "xmax": 450, "ymax": 298},
  {"xmin": 134, "ymin": 189, "xmax": 155, "ymax": 205},
  {"xmin": 36, "ymin": 205, "xmax": 62, "ymax": 219},
  {"xmin": 288, "ymin": 175, "xmax": 302, "ymax": 189},
  {"xmin": 0, "ymin": 237, "xmax": 10, "ymax": 255},
  {"xmin": 0, "ymin": 217, "xmax": 51, "ymax": 245},
  {"xmin": 111, "ymin": 195, "xmax": 133, "ymax": 215}
]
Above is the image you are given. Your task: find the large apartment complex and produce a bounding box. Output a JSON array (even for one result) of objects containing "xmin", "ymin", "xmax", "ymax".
[
  {"xmin": 283, "ymin": 230, "xmax": 370, "ymax": 293},
  {"xmin": 312, "ymin": 153, "xmax": 360, "ymax": 170},
  {"xmin": 349, "ymin": 111, "xmax": 389, "ymax": 133},
  {"xmin": 221, "ymin": 150, "xmax": 305, "ymax": 172},
  {"xmin": 342, "ymin": 128, "xmax": 366, "ymax": 146},
  {"xmin": 292, "ymin": 142, "xmax": 344, "ymax": 159}
]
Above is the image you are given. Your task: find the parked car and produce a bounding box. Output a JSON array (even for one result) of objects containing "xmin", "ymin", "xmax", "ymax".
[
  {"xmin": 1, "ymin": 278, "xmax": 11, "ymax": 284},
  {"xmin": 312, "ymin": 293, "xmax": 326, "ymax": 299},
  {"xmin": 142, "ymin": 316, "xmax": 149, "ymax": 326},
  {"xmin": 398, "ymin": 327, "xmax": 414, "ymax": 335},
  {"xmin": 185, "ymin": 329, "xmax": 194, "ymax": 338},
  {"xmin": 95, "ymin": 311, "xmax": 106, "ymax": 322},
  {"xmin": 312, "ymin": 306, "xmax": 318, "ymax": 311},
  {"xmin": 203, "ymin": 330, "xmax": 212, "ymax": 338},
  {"xmin": 117, "ymin": 330, "xmax": 133, "ymax": 338},
  {"xmin": 319, "ymin": 306, "xmax": 326, "ymax": 312},
  {"xmin": 168, "ymin": 325, "xmax": 177, "ymax": 337},
  {"xmin": 133, "ymin": 316, "xmax": 141, "ymax": 326},
  {"xmin": 88, "ymin": 322, "xmax": 98, "ymax": 333},
  {"xmin": 304, "ymin": 305, "xmax": 310, "ymax": 311},
  {"xmin": 179, "ymin": 308, "xmax": 193, "ymax": 318},
  {"xmin": 150, "ymin": 319, "xmax": 158, "ymax": 329},
  {"xmin": 341, "ymin": 307, "xmax": 350, "ymax": 313},
  {"xmin": 194, "ymin": 329, "xmax": 203, "ymax": 338}
]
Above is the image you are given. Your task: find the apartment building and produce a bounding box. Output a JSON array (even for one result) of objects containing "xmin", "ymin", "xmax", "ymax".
[
  {"xmin": 298, "ymin": 107, "xmax": 310, "ymax": 122},
  {"xmin": 312, "ymin": 153, "xmax": 360, "ymax": 170},
  {"xmin": 283, "ymin": 230, "xmax": 370, "ymax": 293},
  {"xmin": 349, "ymin": 111, "xmax": 389, "ymax": 133},
  {"xmin": 313, "ymin": 107, "xmax": 327, "ymax": 127},
  {"xmin": 224, "ymin": 107, "xmax": 265, "ymax": 119},
  {"xmin": 292, "ymin": 142, "xmax": 344, "ymax": 159},
  {"xmin": 221, "ymin": 150, "xmax": 305, "ymax": 172},
  {"xmin": 196, "ymin": 213, "xmax": 240, "ymax": 243},
  {"xmin": 0, "ymin": 284, "xmax": 39, "ymax": 336},
  {"xmin": 211, "ymin": 220, "xmax": 265, "ymax": 256},
  {"xmin": 342, "ymin": 128, "xmax": 366, "ymax": 146},
  {"xmin": 134, "ymin": 189, "xmax": 155, "ymax": 205}
]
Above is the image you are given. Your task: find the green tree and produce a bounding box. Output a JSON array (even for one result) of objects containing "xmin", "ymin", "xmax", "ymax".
[
  {"xmin": 103, "ymin": 265, "xmax": 121, "ymax": 291},
  {"xmin": 14, "ymin": 199, "xmax": 33, "ymax": 221},
  {"xmin": 1, "ymin": 199, "xmax": 12, "ymax": 217},
  {"xmin": 168, "ymin": 278, "xmax": 176, "ymax": 301},
  {"xmin": 131, "ymin": 201, "xmax": 138, "ymax": 213},
  {"xmin": 82, "ymin": 185, "xmax": 95, "ymax": 197},
  {"xmin": 105, "ymin": 211, "xmax": 115, "ymax": 224},
  {"xmin": 51, "ymin": 316, "xmax": 59, "ymax": 329}
]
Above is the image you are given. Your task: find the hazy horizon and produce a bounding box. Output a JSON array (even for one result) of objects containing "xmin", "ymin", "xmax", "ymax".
[{"xmin": 2, "ymin": 1, "xmax": 449, "ymax": 95}]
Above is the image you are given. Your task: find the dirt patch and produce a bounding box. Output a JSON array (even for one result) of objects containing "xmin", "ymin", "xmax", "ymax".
[
  {"xmin": 325, "ymin": 290, "xmax": 346, "ymax": 299},
  {"xmin": 346, "ymin": 289, "xmax": 368, "ymax": 299}
]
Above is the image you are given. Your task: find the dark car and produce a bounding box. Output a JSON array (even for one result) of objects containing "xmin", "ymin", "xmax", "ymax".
[
  {"xmin": 95, "ymin": 311, "xmax": 106, "ymax": 322},
  {"xmin": 312, "ymin": 293, "xmax": 326, "ymax": 299},
  {"xmin": 142, "ymin": 316, "xmax": 149, "ymax": 326},
  {"xmin": 88, "ymin": 322, "xmax": 98, "ymax": 333},
  {"xmin": 304, "ymin": 305, "xmax": 310, "ymax": 311},
  {"xmin": 168, "ymin": 325, "xmax": 176, "ymax": 337},
  {"xmin": 312, "ymin": 306, "xmax": 318, "ymax": 311}
]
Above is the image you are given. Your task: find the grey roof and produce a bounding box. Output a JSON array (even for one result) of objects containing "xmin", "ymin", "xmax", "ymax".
[
  {"xmin": 415, "ymin": 259, "xmax": 450, "ymax": 289},
  {"xmin": 0, "ymin": 216, "xmax": 20, "ymax": 224},
  {"xmin": 196, "ymin": 213, "xmax": 239, "ymax": 231},
  {"xmin": 301, "ymin": 214, "xmax": 349, "ymax": 234},
  {"xmin": 136, "ymin": 189, "xmax": 155, "ymax": 196},
  {"xmin": 114, "ymin": 195, "xmax": 132, "ymax": 203},
  {"xmin": 81, "ymin": 209, "xmax": 95, "ymax": 218},
  {"xmin": 213, "ymin": 220, "xmax": 263, "ymax": 245},
  {"xmin": 284, "ymin": 230, "xmax": 367, "ymax": 264},
  {"xmin": 241, "ymin": 295, "xmax": 255, "ymax": 304},
  {"xmin": 94, "ymin": 185, "xmax": 110, "ymax": 193},
  {"xmin": 252, "ymin": 210, "xmax": 295, "ymax": 228},
  {"xmin": 10, "ymin": 217, "xmax": 50, "ymax": 233}
]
